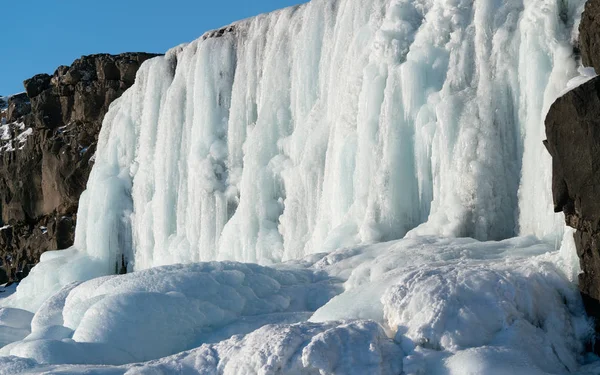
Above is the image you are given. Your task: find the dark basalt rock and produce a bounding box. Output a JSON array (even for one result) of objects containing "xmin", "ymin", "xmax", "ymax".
[
  {"xmin": 580, "ymin": 0, "xmax": 600, "ymax": 73},
  {"xmin": 6, "ymin": 93, "xmax": 30, "ymax": 123},
  {"xmin": 544, "ymin": 0, "xmax": 600, "ymax": 351},
  {"xmin": 545, "ymin": 76, "xmax": 600, "ymax": 351},
  {"xmin": 0, "ymin": 52, "xmax": 160, "ymax": 281},
  {"xmin": 23, "ymin": 74, "xmax": 51, "ymax": 98}
]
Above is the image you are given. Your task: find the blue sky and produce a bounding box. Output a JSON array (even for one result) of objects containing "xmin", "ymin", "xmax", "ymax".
[{"xmin": 1, "ymin": 0, "xmax": 304, "ymax": 94}]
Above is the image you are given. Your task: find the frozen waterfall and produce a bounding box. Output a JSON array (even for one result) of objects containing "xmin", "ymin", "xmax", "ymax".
[
  {"xmin": 7, "ymin": 0, "xmax": 585, "ymax": 307},
  {"xmin": 0, "ymin": 0, "xmax": 597, "ymax": 372},
  {"xmin": 89, "ymin": 0, "xmax": 581, "ymax": 267}
]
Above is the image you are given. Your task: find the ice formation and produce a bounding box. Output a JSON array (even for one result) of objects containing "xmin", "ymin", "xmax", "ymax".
[
  {"xmin": 20, "ymin": 0, "xmax": 585, "ymax": 278},
  {"xmin": 0, "ymin": 0, "xmax": 595, "ymax": 372},
  {"xmin": 0, "ymin": 237, "xmax": 592, "ymax": 374}
]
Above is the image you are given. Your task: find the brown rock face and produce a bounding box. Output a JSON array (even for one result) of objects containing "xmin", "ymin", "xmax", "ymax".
[
  {"xmin": 580, "ymin": 0, "xmax": 600, "ymax": 73},
  {"xmin": 0, "ymin": 52, "xmax": 160, "ymax": 282},
  {"xmin": 545, "ymin": 76, "xmax": 600, "ymax": 351},
  {"xmin": 544, "ymin": 0, "xmax": 600, "ymax": 351}
]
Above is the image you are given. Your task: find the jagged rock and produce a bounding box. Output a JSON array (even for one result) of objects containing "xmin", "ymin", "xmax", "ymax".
[
  {"xmin": 580, "ymin": 0, "xmax": 600, "ymax": 73},
  {"xmin": 6, "ymin": 93, "xmax": 30, "ymax": 123},
  {"xmin": 23, "ymin": 74, "xmax": 51, "ymax": 98},
  {"xmin": 0, "ymin": 52, "xmax": 161, "ymax": 281},
  {"xmin": 545, "ymin": 75, "xmax": 600, "ymax": 351}
]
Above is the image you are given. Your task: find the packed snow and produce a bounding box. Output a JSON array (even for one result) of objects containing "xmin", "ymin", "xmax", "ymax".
[
  {"xmin": 562, "ymin": 66, "xmax": 597, "ymax": 94},
  {"xmin": 0, "ymin": 0, "xmax": 595, "ymax": 373},
  {"xmin": 0, "ymin": 237, "xmax": 593, "ymax": 374}
]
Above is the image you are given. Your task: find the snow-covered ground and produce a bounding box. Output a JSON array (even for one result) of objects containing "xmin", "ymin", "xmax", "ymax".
[
  {"xmin": 0, "ymin": 0, "xmax": 595, "ymax": 373},
  {"xmin": 0, "ymin": 237, "xmax": 593, "ymax": 374}
]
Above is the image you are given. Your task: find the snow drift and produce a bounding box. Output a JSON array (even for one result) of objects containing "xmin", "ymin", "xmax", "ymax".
[
  {"xmin": 0, "ymin": 0, "xmax": 595, "ymax": 373},
  {"xmin": 0, "ymin": 237, "xmax": 592, "ymax": 374}
]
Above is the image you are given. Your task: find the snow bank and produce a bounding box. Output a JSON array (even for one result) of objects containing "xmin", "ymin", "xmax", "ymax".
[
  {"xmin": 310, "ymin": 237, "xmax": 591, "ymax": 374},
  {"xmin": 0, "ymin": 237, "xmax": 592, "ymax": 374},
  {"xmin": 0, "ymin": 308, "xmax": 32, "ymax": 348},
  {"xmin": 0, "ymin": 262, "xmax": 337, "ymax": 365},
  {"xmin": 0, "ymin": 321, "xmax": 401, "ymax": 375}
]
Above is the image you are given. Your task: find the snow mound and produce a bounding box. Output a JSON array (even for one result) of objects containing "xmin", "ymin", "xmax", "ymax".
[
  {"xmin": 0, "ymin": 308, "xmax": 32, "ymax": 348},
  {"xmin": 0, "ymin": 262, "xmax": 338, "ymax": 365},
  {"xmin": 0, "ymin": 321, "xmax": 401, "ymax": 375},
  {"xmin": 0, "ymin": 236, "xmax": 592, "ymax": 374},
  {"xmin": 310, "ymin": 237, "xmax": 591, "ymax": 374},
  {"xmin": 192, "ymin": 321, "xmax": 402, "ymax": 375}
]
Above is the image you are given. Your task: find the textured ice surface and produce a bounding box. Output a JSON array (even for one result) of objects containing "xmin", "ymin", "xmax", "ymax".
[
  {"xmin": 0, "ymin": 321, "xmax": 401, "ymax": 374},
  {"xmin": 0, "ymin": 262, "xmax": 337, "ymax": 365},
  {"xmin": 0, "ymin": 237, "xmax": 593, "ymax": 373},
  {"xmin": 9, "ymin": 0, "xmax": 582, "ymax": 286},
  {"xmin": 0, "ymin": 0, "xmax": 595, "ymax": 372}
]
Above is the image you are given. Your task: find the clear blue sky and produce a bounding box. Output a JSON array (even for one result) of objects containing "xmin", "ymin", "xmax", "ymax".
[{"xmin": 1, "ymin": 0, "xmax": 304, "ymax": 95}]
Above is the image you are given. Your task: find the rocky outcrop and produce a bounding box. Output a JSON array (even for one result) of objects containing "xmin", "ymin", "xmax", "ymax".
[
  {"xmin": 580, "ymin": 0, "xmax": 600, "ymax": 73},
  {"xmin": 545, "ymin": 77, "xmax": 600, "ymax": 344},
  {"xmin": 0, "ymin": 52, "xmax": 160, "ymax": 282},
  {"xmin": 6, "ymin": 93, "xmax": 30, "ymax": 123},
  {"xmin": 544, "ymin": 0, "xmax": 600, "ymax": 351}
]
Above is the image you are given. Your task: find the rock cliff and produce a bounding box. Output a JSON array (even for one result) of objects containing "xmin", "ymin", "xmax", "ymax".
[
  {"xmin": 545, "ymin": 76, "xmax": 600, "ymax": 345},
  {"xmin": 580, "ymin": 0, "xmax": 600, "ymax": 72},
  {"xmin": 0, "ymin": 53, "xmax": 160, "ymax": 282},
  {"xmin": 545, "ymin": 0, "xmax": 600, "ymax": 350}
]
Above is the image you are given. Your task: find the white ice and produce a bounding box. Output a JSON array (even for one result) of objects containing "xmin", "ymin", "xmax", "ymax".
[
  {"xmin": 0, "ymin": 237, "xmax": 592, "ymax": 374},
  {"xmin": 45, "ymin": 0, "xmax": 583, "ymax": 278},
  {"xmin": 0, "ymin": 0, "xmax": 595, "ymax": 372}
]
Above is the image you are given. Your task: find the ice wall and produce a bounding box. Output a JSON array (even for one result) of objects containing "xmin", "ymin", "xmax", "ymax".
[{"xmin": 62, "ymin": 0, "xmax": 584, "ymax": 272}]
